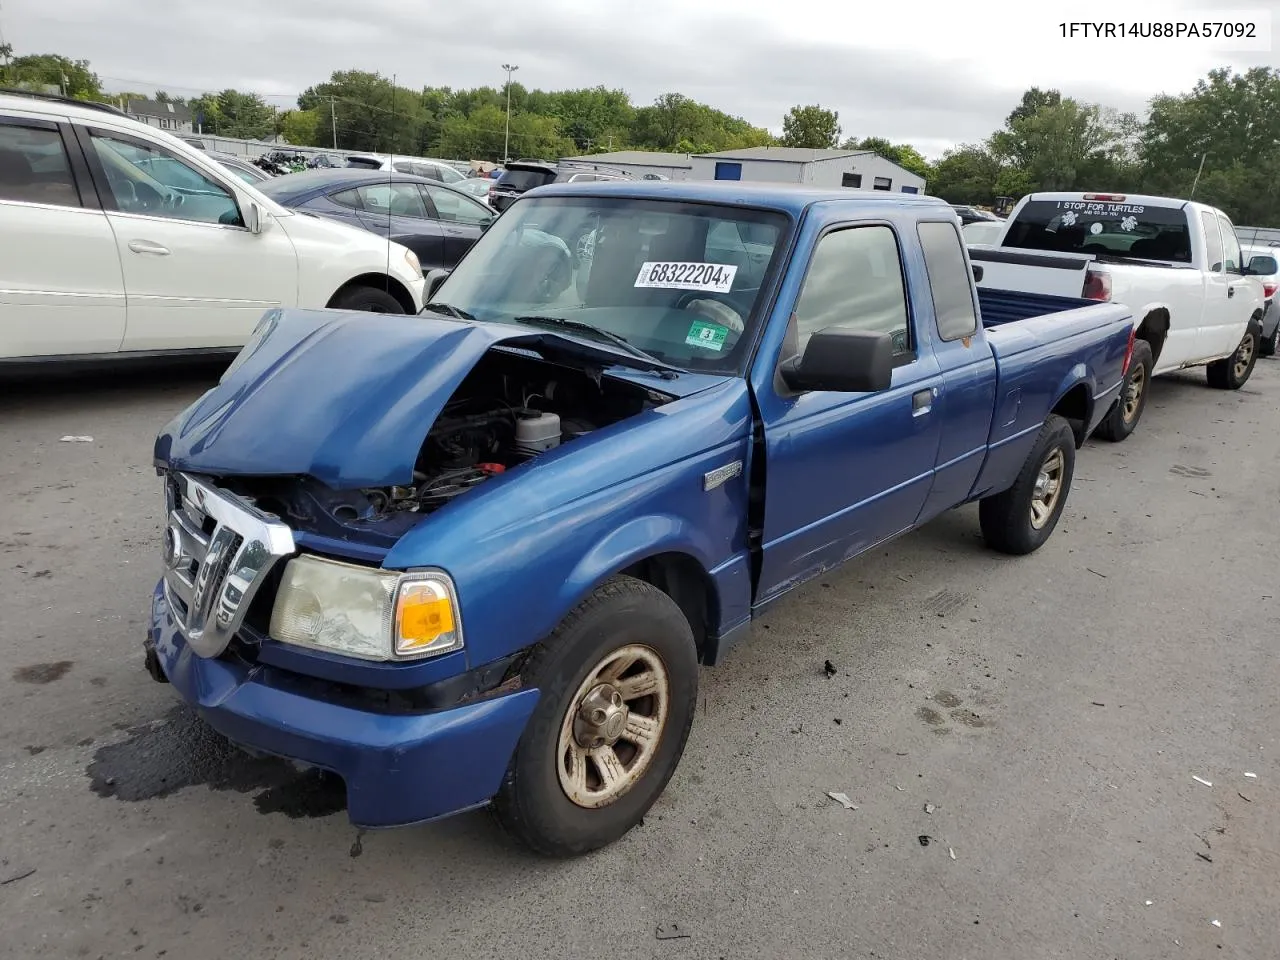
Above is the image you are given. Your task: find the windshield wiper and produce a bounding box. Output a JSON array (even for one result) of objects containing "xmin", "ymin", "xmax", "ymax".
[
  {"xmin": 421, "ymin": 302, "xmax": 477, "ymax": 322},
  {"xmin": 513, "ymin": 316, "xmax": 681, "ymax": 378}
]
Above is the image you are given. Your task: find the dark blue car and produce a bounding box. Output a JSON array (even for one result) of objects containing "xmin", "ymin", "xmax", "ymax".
[
  {"xmin": 145, "ymin": 182, "xmax": 1137, "ymax": 858},
  {"xmin": 257, "ymin": 169, "xmax": 496, "ymax": 271}
]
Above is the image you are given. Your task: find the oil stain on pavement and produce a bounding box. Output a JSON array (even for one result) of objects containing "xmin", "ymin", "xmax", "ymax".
[
  {"xmin": 14, "ymin": 660, "xmax": 74, "ymax": 684},
  {"xmin": 87, "ymin": 706, "xmax": 345, "ymax": 818}
]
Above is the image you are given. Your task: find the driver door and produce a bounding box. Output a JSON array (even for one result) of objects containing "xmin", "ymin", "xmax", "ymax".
[{"xmin": 78, "ymin": 125, "xmax": 298, "ymax": 352}]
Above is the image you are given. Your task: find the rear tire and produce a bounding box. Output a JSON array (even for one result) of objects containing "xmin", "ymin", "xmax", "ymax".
[
  {"xmin": 329, "ymin": 286, "xmax": 405, "ymax": 314},
  {"xmin": 979, "ymin": 414, "xmax": 1076, "ymax": 556},
  {"xmin": 1260, "ymin": 321, "xmax": 1279, "ymax": 358},
  {"xmin": 1206, "ymin": 322, "xmax": 1260, "ymax": 389},
  {"xmin": 491, "ymin": 576, "xmax": 699, "ymax": 858},
  {"xmin": 1094, "ymin": 340, "xmax": 1152, "ymax": 443}
]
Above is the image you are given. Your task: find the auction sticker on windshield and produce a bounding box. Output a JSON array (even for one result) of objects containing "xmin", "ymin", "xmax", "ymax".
[{"xmin": 635, "ymin": 261, "xmax": 737, "ymax": 293}]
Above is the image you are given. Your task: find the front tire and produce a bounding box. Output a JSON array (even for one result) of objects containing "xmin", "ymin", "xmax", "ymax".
[
  {"xmin": 979, "ymin": 413, "xmax": 1076, "ymax": 556},
  {"xmin": 329, "ymin": 285, "xmax": 405, "ymax": 314},
  {"xmin": 1206, "ymin": 322, "xmax": 1260, "ymax": 389},
  {"xmin": 491, "ymin": 576, "xmax": 699, "ymax": 857},
  {"xmin": 1094, "ymin": 339, "xmax": 1152, "ymax": 443}
]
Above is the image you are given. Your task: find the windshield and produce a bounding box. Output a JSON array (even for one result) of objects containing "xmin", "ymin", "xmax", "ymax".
[
  {"xmin": 1003, "ymin": 199, "xmax": 1192, "ymax": 263},
  {"xmin": 428, "ymin": 196, "xmax": 790, "ymax": 375}
]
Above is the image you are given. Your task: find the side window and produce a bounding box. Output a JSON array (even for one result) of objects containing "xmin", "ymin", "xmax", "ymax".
[
  {"xmin": 0, "ymin": 121, "xmax": 82, "ymax": 207},
  {"xmin": 917, "ymin": 221, "xmax": 978, "ymax": 341},
  {"xmin": 330, "ymin": 188, "xmax": 362, "ymax": 210},
  {"xmin": 422, "ymin": 184, "xmax": 493, "ymax": 225},
  {"xmin": 873, "ymin": 176, "xmax": 892, "ymax": 191},
  {"xmin": 88, "ymin": 132, "xmax": 241, "ymax": 226},
  {"xmin": 1201, "ymin": 211, "xmax": 1224, "ymax": 271},
  {"xmin": 1218, "ymin": 214, "xmax": 1242, "ymax": 273},
  {"xmin": 792, "ymin": 225, "xmax": 912, "ymax": 359},
  {"xmin": 357, "ymin": 182, "xmax": 428, "ymax": 219},
  {"xmin": 841, "ymin": 173, "xmax": 862, "ymax": 188}
]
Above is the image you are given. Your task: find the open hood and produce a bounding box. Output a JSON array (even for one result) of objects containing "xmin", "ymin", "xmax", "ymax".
[{"xmin": 154, "ymin": 308, "xmax": 682, "ymax": 489}]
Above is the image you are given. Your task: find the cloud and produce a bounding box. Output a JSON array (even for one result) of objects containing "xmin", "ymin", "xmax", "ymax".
[{"xmin": 5, "ymin": 0, "xmax": 1274, "ymax": 158}]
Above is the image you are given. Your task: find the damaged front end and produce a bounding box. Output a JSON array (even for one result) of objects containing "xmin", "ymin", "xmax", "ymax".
[{"xmin": 151, "ymin": 307, "xmax": 678, "ymax": 671}]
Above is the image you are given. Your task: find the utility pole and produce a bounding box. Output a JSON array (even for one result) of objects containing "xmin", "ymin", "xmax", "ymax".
[
  {"xmin": 501, "ymin": 63, "xmax": 519, "ymax": 163},
  {"xmin": 330, "ymin": 96, "xmax": 337, "ymax": 150},
  {"xmin": 1190, "ymin": 151, "xmax": 1208, "ymax": 199}
]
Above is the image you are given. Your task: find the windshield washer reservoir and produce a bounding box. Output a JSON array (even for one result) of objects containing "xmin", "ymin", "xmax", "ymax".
[{"xmin": 516, "ymin": 410, "xmax": 561, "ymax": 455}]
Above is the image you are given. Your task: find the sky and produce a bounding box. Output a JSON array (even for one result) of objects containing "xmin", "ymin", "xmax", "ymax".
[{"xmin": 1, "ymin": 0, "xmax": 1275, "ymax": 158}]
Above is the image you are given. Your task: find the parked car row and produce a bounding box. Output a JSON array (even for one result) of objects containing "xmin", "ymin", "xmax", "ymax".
[
  {"xmin": 0, "ymin": 91, "xmax": 428, "ymax": 362},
  {"xmin": 144, "ymin": 179, "xmax": 1157, "ymax": 860}
]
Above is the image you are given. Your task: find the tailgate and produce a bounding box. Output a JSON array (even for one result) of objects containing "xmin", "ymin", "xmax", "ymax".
[{"xmin": 970, "ymin": 248, "xmax": 1095, "ymax": 298}]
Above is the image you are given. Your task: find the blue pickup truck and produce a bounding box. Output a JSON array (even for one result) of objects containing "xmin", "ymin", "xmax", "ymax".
[{"xmin": 145, "ymin": 183, "xmax": 1136, "ymax": 856}]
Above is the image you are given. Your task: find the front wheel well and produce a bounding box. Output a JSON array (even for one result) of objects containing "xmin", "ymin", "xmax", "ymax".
[
  {"xmin": 1136, "ymin": 309, "xmax": 1170, "ymax": 366},
  {"xmin": 326, "ymin": 274, "xmax": 416, "ymax": 314},
  {"xmin": 618, "ymin": 553, "xmax": 718, "ymax": 664},
  {"xmin": 1050, "ymin": 383, "xmax": 1092, "ymax": 448}
]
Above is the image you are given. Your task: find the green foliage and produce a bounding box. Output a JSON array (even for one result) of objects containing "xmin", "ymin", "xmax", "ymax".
[
  {"xmin": 191, "ymin": 90, "xmax": 276, "ymax": 139},
  {"xmin": 0, "ymin": 53, "xmax": 102, "ymax": 100},
  {"xmin": 781, "ymin": 105, "xmax": 840, "ymax": 148},
  {"xmin": 3, "ymin": 44, "xmax": 1276, "ymax": 224},
  {"xmin": 279, "ymin": 109, "xmax": 320, "ymax": 147}
]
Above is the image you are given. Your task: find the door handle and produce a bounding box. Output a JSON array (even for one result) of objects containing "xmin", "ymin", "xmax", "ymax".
[
  {"xmin": 128, "ymin": 239, "xmax": 170, "ymax": 256},
  {"xmin": 1228, "ymin": 286, "xmax": 1236, "ymax": 298},
  {"xmin": 912, "ymin": 388, "xmax": 935, "ymax": 417}
]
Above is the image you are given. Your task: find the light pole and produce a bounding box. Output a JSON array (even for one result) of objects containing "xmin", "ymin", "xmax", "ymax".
[{"xmin": 501, "ymin": 63, "xmax": 519, "ymax": 163}]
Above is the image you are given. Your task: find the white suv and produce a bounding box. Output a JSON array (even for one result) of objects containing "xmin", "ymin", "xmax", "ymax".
[{"xmin": 0, "ymin": 92, "xmax": 427, "ymax": 364}]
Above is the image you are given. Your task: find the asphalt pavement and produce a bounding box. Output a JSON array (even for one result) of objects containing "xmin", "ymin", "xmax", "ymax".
[{"xmin": 2, "ymin": 358, "xmax": 1278, "ymax": 960}]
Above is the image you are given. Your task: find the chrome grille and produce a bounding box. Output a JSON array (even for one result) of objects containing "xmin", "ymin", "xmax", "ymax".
[{"xmin": 162, "ymin": 472, "xmax": 295, "ymax": 659}]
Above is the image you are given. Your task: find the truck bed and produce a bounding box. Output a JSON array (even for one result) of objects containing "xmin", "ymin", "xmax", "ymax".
[{"xmin": 977, "ymin": 287, "xmax": 1100, "ymax": 327}]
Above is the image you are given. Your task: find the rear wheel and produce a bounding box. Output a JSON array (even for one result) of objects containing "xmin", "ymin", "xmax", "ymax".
[
  {"xmin": 329, "ymin": 285, "xmax": 405, "ymax": 314},
  {"xmin": 491, "ymin": 576, "xmax": 699, "ymax": 857},
  {"xmin": 979, "ymin": 414, "xmax": 1076, "ymax": 556},
  {"xmin": 1260, "ymin": 321, "xmax": 1279, "ymax": 358},
  {"xmin": 1206, "ymin": 322, "xmax": 1260, "ymax": 389},
  {"xmin": 1094, "ymin": 340, "xmax": 1152, "ymax": 443}
]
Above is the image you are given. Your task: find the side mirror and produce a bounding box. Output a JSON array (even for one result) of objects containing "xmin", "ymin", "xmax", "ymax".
[
  {"xmin": 972, "ymin": 263, "xmax": 984, "ymax": 283},
  {"xmin": 424, "ymin": 267, "xmax": 451, "ymax": 300},
  {"xmin": 243, "ymin": 201, "xmax": 264, "ymax": 235},
  {"xmin": 779, "ymin": 328, "xmax": 894, "ymax": 394},
  {"xmin": 480, "ymin": 216, "xmax": 496, "ymax": 232}
]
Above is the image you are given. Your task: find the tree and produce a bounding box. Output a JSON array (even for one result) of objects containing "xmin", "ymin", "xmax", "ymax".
[
  {"xmin": 191, "ymin": 90, "xmax": 276, "ymax": 140},
  {"xmin": 279, "ymin": 109, "xmax": 320, "ymax": 147},
  {"xmin": 0, "ymin": 53, "xmax": 102, "ymax": 100},
  {"xmin": 781, "ymin": 105, "xmax": 840, "ymax": 148},
  {"xmin": 929, "ymin": 143, "xmax": 1002, "ymax": 204},
  {"xmin": 299, "ymin": 71, "xmax": 429, "ymax": 153},
  {"xmin": 1007, "ymin": 87, "xmax": 1062, "ymax": 126}
]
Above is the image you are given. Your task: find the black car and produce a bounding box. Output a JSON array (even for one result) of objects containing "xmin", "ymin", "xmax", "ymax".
[
  {"xmin": 256, "ymin": 169, "xmax": 496, "ymax": 270},
  {"xmin": 488, "ymin": 162, "xmax": 631, "ymax": 212},
  {"xmin": 950, "ymin": 204, "xmax": 1002, "ymax": 225}
]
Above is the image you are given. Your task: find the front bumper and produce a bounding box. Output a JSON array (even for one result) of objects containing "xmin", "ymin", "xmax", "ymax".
[{"xmin": 146, "ymin": 581, "xmax": 540, "ymax": 827}]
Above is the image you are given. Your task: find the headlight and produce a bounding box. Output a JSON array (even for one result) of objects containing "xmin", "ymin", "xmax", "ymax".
[
  {"xmin": 268, "ymin": 555, "xmax": 463, "ymax": 661},
  {"xmin": 403, "ymin": 247, "xmax": 423, "ymax": 279}
]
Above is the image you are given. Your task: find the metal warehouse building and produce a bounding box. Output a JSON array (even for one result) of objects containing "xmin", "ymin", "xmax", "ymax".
[
  {"xmin": 688, "ymin": 147, "xmax": 927, "ymax": 194},
  {"xmin": 559, "ymin": 151, "xmax": 693, "ymax": 181}
]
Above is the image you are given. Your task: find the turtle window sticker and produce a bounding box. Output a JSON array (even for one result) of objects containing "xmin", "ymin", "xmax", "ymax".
[
  {"xmin": 1120, "ymin": 215, "xmax": 1138, "ymax": 232},
  {"xmin": 1061, "ymin": 210, "xmax": 1079, "ymax": 228}
]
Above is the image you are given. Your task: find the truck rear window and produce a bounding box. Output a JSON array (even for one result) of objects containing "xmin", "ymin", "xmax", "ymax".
[
  {"xmin": 498, "ymin": 169, "xmax": 556, "ymax": 191},
  {"xmin": 1003, "ymin": 199, "xmax": 1192, "ymax": 263}
]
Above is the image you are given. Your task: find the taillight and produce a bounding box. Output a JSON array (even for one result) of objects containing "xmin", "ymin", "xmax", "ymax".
[
  {"xmin": 1264, "ymin": 281, "xmax": 1277, "ymax": 299},
  {"xmin": 1121, "ymin": 325, "xmax": 1136, "ymax": 375},
  {"xmin": 1083, "ymin": 267, "xmax": 1112, "ymax": 301}
]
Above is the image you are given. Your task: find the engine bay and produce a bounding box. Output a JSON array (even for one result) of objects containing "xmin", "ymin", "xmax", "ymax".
[{"xmin": 219, "ymin": 347, "xmax": 674, "ymax": 545}]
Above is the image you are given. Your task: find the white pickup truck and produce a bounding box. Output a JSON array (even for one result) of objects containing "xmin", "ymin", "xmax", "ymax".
[{"xmin": 971, "ymin": 192, "xmax": 1266, "ymax": 441}]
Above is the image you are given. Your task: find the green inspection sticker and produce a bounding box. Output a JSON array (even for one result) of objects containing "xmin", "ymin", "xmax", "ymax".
[{"xmin": 686, "ymin": 320, "xmax": 728, "ymax": 352}]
